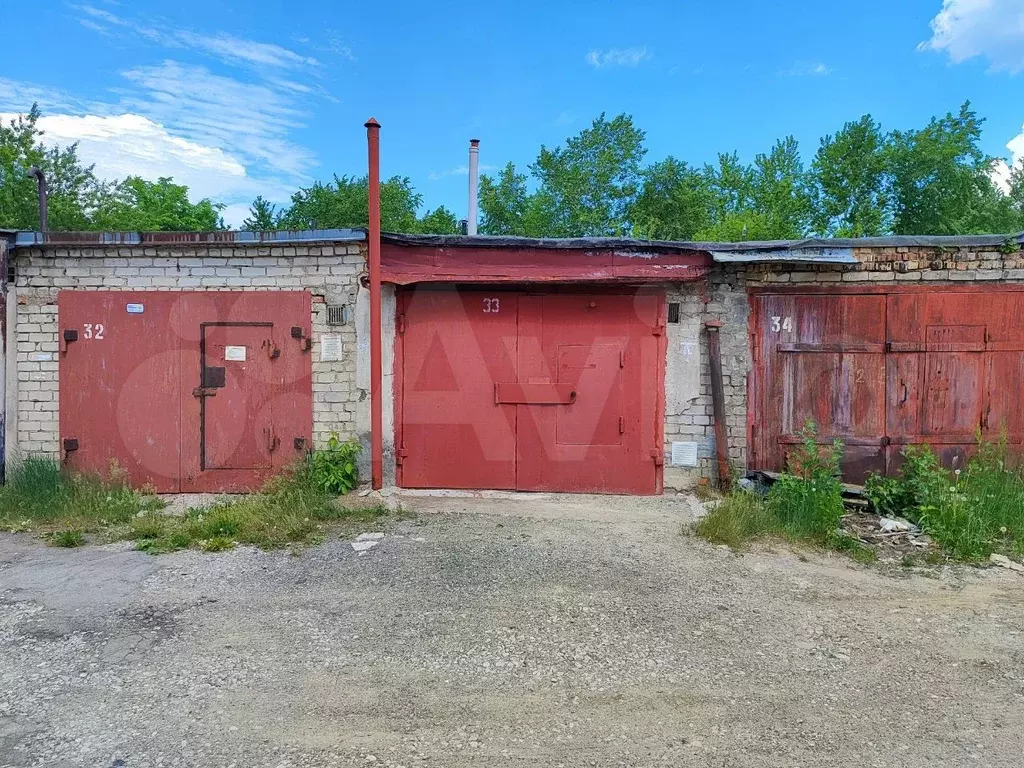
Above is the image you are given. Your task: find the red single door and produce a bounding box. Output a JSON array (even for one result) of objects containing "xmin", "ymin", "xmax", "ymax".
[
  {"xmin": 398, "ymin": 288, "xmax": 519, "ymax": 489},
  {"xmin": 200, "ymin": 323, "xmax": 276, "ymax": 472},
  {"xmin": 514, "ymin": 293, "xmax": 662, "ymax": 495}
]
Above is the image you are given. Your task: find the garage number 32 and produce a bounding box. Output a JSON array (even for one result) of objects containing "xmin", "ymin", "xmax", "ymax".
[
  {"xmin": 483, "ymin": 297, "xmax": 500, "ymax": 313},
  {"xmin": 82, "ymin": 323, "xmax": 106, "ymax": 340}
]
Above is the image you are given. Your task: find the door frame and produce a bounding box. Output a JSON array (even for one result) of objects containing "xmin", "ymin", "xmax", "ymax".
[
  {"xmin": 747, "ymin": 282, "xmax": 1024, "ymax": 476},
  {"xmin": 393, "ymin": 284, "xmax": 667, "ymax": 493}
]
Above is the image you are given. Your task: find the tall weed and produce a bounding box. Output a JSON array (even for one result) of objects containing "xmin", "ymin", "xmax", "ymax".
[{"xmin": 766, "ymin": 424, "xmax": 845, "ymax": 537}]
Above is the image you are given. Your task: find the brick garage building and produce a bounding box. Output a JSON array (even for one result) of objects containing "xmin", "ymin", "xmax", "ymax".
[{"xmin": 3, "ymin": 229, "xmax": 1023, "ymax": 493}]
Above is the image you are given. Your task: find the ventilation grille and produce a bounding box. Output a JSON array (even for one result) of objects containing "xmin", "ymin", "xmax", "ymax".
[{"xmin": 326, "ymin": 305, "xmax": 348, "ymax": 326}]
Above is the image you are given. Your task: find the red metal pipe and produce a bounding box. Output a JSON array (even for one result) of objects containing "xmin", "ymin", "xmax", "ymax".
[{"xmin": 365, "ymin": 118, "xmax": 383, "ymax": 489}]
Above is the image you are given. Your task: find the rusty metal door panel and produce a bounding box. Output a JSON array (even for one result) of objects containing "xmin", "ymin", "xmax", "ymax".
[
  {"xmin": 180, "ymin": 291, "xmax": 312, "ymax": 492},
  {"xmin": 515, "ymin": 293, "xmax": 661, "ymax": 495},
  {"xmin": 398, "ymin": 288, "xmax": 519, "ymax": 489},
  {"xmin": 200, "ymin": 324, "xmax": 274, "ymax": 470},
  {"xmin": 59, "ymin": 292, "xmax": 182, "ymax": 491},
  {"xmin": 754, "ymin": 287, "xmax": 1024, "ymax": 483},
  {"xmin": 395, "ymin": 288, "xmax": 664, "ymax": 494},
  {"xmin": 752, "ymin": 293, "xmax": 886, "ymax": 482},
  {"xmin": 59, "ymin": 291, "xmax": 312, "ymax": 494}
]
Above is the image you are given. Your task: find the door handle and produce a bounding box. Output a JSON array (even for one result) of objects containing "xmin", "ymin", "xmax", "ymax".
[{"xmin": 900, "ymin": 381, "xmax": 908, "ymax": 404}]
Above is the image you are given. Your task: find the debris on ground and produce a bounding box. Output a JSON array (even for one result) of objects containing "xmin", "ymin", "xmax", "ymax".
[
  {"xmin": 351, "ymin": 531, "xmax": 385, "ymax": 554},
  {"xmin": 989, "ymin": 553, "xmax": 1024, "ymax": 574},
  {"xmin": 879, "ymin": 517, "xmax": 916, "ymax": 533},
  {"xmin": 841, "ymin": 509, "xmax": 934, "ymax": 559}
]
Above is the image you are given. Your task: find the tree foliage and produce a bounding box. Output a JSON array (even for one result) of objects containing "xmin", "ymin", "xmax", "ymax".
[
  {"xmin": 3, "ymin": 102, "xmax": 1024, "ymax": 239},
  {"xmin": 0, "ymin": 104, "xmax": 223, "ymax": 231}
]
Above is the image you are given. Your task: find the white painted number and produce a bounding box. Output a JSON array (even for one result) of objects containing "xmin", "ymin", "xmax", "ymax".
[
  {"xmin": 82, "ymin": 323, "xmax": 105, "ymax": 340},
  {"xmin": 483, "ymin": 297, "xmax": 500, "ymax": 314},
  {"xmin": 770, "ymin": 316, "xmax": 793, "ymax": 333}
]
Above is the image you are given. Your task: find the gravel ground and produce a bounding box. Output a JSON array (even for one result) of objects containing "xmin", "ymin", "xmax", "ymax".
[{"xmin": 1, "ymin": 492, "xmax": 1023, "ymax": 768}]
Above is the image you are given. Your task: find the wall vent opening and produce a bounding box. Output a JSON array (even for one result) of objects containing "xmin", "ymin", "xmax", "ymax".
[
  {"xmin": 326, "ymin": 305, "xmax": 348, "ymax": 326},
  {"xmin": 667, "ymin": 302, "xmax": 681, "ymax": 324}
]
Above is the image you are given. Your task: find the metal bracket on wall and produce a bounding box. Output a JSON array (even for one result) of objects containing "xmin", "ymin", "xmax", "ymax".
[
  {"xmin": 59, "ymin": 328, "xmax": 78, "ymax": 355},
  {"xmin": 290, "ymin": 326, "xmax": 312, "ymax": 351}
]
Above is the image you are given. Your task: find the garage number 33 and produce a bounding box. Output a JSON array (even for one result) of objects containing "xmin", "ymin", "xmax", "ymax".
[{"xmin": 483, "ymin": 297, "xmax": 500, "ymax": 313}]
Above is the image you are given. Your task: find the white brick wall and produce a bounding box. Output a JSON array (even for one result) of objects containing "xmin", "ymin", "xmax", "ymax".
[{"xmin": 10, "ymin": 241, "xmax": 366, "ymax": 459}]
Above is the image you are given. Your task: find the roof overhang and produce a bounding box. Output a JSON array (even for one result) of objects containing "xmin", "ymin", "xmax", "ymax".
[
  {"xmin": 380, "ymin": 241, "xmax": 713, "ymax": 284},
  {"xmin": 710, "ymin": 247, "xmax": 857, "ymax": 264}
]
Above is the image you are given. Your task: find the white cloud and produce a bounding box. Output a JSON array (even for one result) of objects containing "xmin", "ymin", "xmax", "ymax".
[
  {"xmin": 991, "ymin": 122, "xmax": 1024, "ymax": 192},
  {"xmin": 119, "ymin": 61, "xmax": 315, "ymax": 179},
  {"xmin": 585, "ymin": 47, "xmax": 651, "ymax": 68},
  {"xmin": 428, "ymin": 164, "xmax": 497, "ymax": 181},
  {"xmin": 75, "ymin": 4, "xmax": 319, "ymax": 70},
  {"xmin": 920, "ymin": 0, "xmax": 1024, "ymax": 73},
  {"xmin": 778, "ymin": 61, "xmax": 832, "ymax": 77},
  {"xmin": 220, "ymin": 202, "xmax": 256, "ymax": 229}
]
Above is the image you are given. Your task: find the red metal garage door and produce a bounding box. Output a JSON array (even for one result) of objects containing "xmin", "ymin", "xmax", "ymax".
[
  {"xmin": 396, "ymin": 288, "xmax": 665, "ymax": 494},
  {"xmin": 751, "ymin": 287, "xmax": 1024, "ymax": 482},
  {"xmin": 59, "ymin": 291, "xmax": 313, "ymax": 492}
]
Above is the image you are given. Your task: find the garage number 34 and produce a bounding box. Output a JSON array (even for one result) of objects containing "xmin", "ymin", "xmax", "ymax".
[{"xmin": 770, "ymin": 316, "xmax": 793, "ymax": 333}]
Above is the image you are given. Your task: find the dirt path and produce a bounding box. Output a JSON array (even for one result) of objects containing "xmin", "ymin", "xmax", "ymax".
[{"xmin": 1, "ymin": 493, "xmax": 1022, "ymax": 767}]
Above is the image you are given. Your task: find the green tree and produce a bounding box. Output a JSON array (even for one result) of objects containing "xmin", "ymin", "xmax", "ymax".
[
  {"xmin": 417, "ymin": 205, "xmax": 461, "ymax": 234},
  {"xmin": 0, "ymin": 105, "xmax": 98, "ymax": 230},
  {"xmin": 886, "ymin": 102, "xmax": 1013, "ymax": 235},
  {"xmin": 478, "ymin": 162, "xmax": 558, "ymax": 237},
  {"xmin": 810, "ymin": 115, "xmax": 889, "ymax": 237},
  {"xmin": 630, "ymin": 158, "xmax": 714, "ymax": 240},
  {"xmin": 242, "ymin": 196, "xmax": 281, "ymax": 230},
  {"xmin": 750, "ymin": 136, "xmax": 812, "ymax": 239},
  {"xmin": 277, "ymin": 175, "xmax": 422, "ymax": 232},
  {"xmin": 530, "ymin": 113, "xmax": 646, "ymax": 236},
  {"xmin": 91, "ymin": 177, "xmax": 223, "ymax": 231}
]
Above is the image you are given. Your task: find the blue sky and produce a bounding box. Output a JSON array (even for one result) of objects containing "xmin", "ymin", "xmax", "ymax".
[{"xmin": 2, "ymin": 0, "xmax": 1023, "ymax": 227}]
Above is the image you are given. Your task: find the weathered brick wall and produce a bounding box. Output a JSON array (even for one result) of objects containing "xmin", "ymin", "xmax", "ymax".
[
  {"xmin": 9, "ymin": 241, "xmax": 366, "ymax": 459},
  {"xmin": 662, "ymin": 243, "xmax": 1024, "ymax": 490}
]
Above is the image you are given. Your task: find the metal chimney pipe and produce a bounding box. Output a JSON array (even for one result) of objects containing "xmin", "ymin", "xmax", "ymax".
[
  {"xmin": 467, "ymin": 139, "xmax": 480, "ymax": 236},
  {"xmin": 27, "ymin": 166, "xmax": 47, "ymax": 232},
  {"xmin": 364, "ymin": 117, "xmax": 383, "ymax": 490}
]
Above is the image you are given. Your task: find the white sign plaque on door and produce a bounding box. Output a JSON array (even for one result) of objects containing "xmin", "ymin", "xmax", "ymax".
[{"xmin": 224, "ymin": 345, "xmax": 247, "ymax": 362}]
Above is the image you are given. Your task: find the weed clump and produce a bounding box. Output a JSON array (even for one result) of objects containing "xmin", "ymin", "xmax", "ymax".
[
  {"xmin": 0, "ymin": 457, "xmax": 163, "ymax": 536},
  {"xmin": 864, "ymin": 438, "xmax": 1024, "ymax": 561}
]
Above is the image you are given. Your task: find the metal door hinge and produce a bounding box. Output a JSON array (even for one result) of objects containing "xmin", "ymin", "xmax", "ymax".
[
  {"xmin": 619, "ymin": 416, "xmax": 626, "ymax": 435},
  {"xmin": 397, "ymin": 314, "xmax": 406, "ymax": 334},
  {"xmin": 650, "ymin": 448, "xmax": 664, "ymax": 467},
  {"xmin": 652, "ymin": 323, "xmax": 665, "ymax": 337},
  {"xmin": 264, "ymin": 428, "xmax": 280, "ymax": 453},
  {"xmin": 395, "ymin": 446, "xmax": 409, "ymax": 465}
]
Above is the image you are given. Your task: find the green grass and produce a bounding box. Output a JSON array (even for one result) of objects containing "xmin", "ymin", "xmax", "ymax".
[
  {"xmin": 865, "ymin": 439, "xmax": 1024, "ymax": 562},
  {"xmin": 127, "ymin": 463, "xmax": 396, "ymax": 554},
  {"xmin": 49, "ymin": 529, "xmax": 85, "ymax": 548},
  {"xmin": 696, "ymin": 491, "xmax": 779, "ymax": 548},
  {"xmin": 694, "ymin": 424, "xmax": 869, "ymax": 563},
  {"xmin": 0, "ymin": 457, "xmax": 164, "ymax": 538},
  {"xmin": 0, "ymin": 455, "xmax": 401, "ymax": 555}
]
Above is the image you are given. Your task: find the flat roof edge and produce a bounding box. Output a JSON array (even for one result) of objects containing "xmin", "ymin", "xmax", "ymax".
[{"xmin": 12, "ymin": 229, "xmax": 367, "ymax": 248}]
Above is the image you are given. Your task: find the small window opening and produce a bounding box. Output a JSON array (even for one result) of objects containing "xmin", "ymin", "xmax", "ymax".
[{"xmin": 667, "ymin": 302, "xmax": 681, "ymax": 324}]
